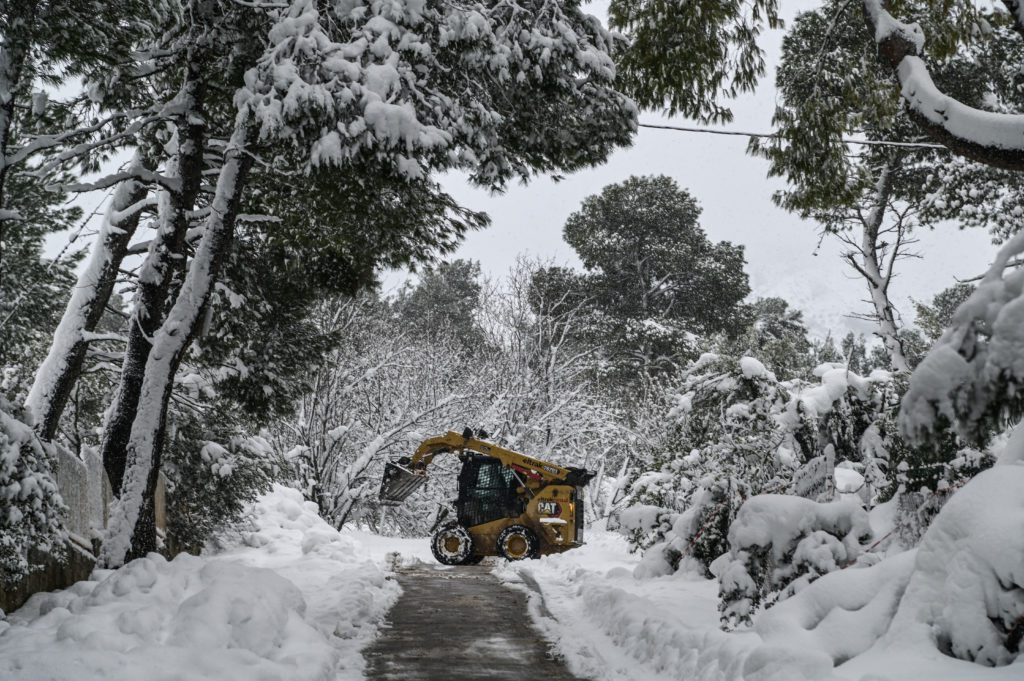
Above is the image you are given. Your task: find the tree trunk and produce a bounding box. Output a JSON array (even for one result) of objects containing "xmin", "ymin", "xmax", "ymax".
[
  {"xmin": 27, "ymin": 152, "xmax": 154, "ymax": 438},
  {"xmin": 101, "ymin": 62, "xmax": 208, "ymax": 495},
  {"xmin": 0, "ymin": 17, "xmax": 31, "ymax": 248},
  {"xmin": 857, "ymin": 162, "xmax": 910, "ymax": 373},
  {"xmin": 102, "ymin": 123, "xmax": 254, "ymax": 567}
]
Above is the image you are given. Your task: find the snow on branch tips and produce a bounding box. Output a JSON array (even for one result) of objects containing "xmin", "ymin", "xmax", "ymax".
[
  {"xmin": 900, "ymin": 225, "xmax": 1024, "ymax": 445},
  {"xmin": 245, "ymin": 0, "xmax": 636, "ymax": 184},
  {"xmin": 717, "ymin": 495, "xmax": 871, "ymax": 630}
]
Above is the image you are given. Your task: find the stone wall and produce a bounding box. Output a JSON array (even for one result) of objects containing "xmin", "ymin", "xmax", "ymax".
[{"xmin": 0, "ymin": 539, "xmax": 96, "ymax": 614}]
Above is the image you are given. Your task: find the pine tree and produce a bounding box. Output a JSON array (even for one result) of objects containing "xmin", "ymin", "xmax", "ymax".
[
  {"xmin": 544, "ymin": 176, "xmax": 750, "ymax": 387},
  {"xmin": 750, "ymin": 1, "xmax": 1024, "ymax": 372}
]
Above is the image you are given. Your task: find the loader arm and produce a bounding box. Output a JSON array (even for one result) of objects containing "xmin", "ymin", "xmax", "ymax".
[
  {"xmin": 409, "ymin": 431, "xmax": 572, "ymax": 483},
  {"xmin": 379, "ymin": 431, "xmax": 593, "ymax": 506}
]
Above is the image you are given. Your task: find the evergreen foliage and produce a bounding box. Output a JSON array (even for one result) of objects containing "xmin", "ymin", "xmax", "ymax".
[
  {"xmin": 608, "ymin": 0, "xmax": 781, "ymax": 123},
  {"xmin": 536, "ymin": 175, "xmax": 750, "ymax": 387},
  {"xmin": 0, "ymin": 396, "xmax": 66, "ymax": 584}
]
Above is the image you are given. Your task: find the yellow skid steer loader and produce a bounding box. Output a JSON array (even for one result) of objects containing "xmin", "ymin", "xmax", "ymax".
[{"xmin": 379, "ymin": 429, "xmax": 595, "ymax": 564}]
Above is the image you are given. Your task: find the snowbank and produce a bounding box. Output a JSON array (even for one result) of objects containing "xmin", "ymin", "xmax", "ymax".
[
  {"xmin": 497, "ymin": 529, "xmax": 840, "ymax": 681},
  {"xmin": 505, "ymin": 509, "xmax": 1023, "ymax": 681},
  {"xmin": 755, "ymin": 550, "xmax": 918, "ymax": 666},
  {"xmin": 0, "ymin": 484, "xmax": 399, "ymax": 681},
  {"xmin": 870, "ymin": 466, "xmax": 1024, "ymax": 668}
]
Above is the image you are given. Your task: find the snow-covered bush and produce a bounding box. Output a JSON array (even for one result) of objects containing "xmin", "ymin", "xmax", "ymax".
[
  {"xmin": 625, "ymin": 354, "xmax": 793, "ymax": 573},
  {"xmin": 164, "ymin": 417, "xmax": 281, "ymax": 553},
  {"xmin": 783, "ymin": 363, "xmax": 900, "ymax": 503},
  {"xmin": 0, "ymin": 396, "xmax": 66, "ymax": 583},
  {"xmin": 717, "ymin": 495, "xmax": 871, "ymax": 630},
  {"xmin": 886, "ymin": 465, "xmax": 1024, "ymax": 666},
  {"xmin": 890, "ymin": 444, "xmax": 995, "ymax": 547},
  {"xmin": 630, "ymin": 474, "xmax": 746, "ymax": 578},
  {"xmin": 624, "ymin": 354, "xmax": 896, "ymax": 577}
]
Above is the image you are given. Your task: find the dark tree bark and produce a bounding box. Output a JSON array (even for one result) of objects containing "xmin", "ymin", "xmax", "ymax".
[
  {"xmin": 101, "ymin": 59, "xmax": 209, "ymax": 496},
  {"xmin": 120, "ymin": 128, "xmax": 254, "ymax": 562}
]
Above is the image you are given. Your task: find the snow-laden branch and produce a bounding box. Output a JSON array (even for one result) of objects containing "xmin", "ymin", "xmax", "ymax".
[
  {"xmin": 53, "ymin": 168, "xmax": 180, "ymax": 194},
  {"xmin": 3, "ymin": 108, "xmax": 160, "ymax": 169},
  {"xmin": 900, "ymin": 209, "xmax": 1024, "ymax": 441},
  {"xmin": 863, "ymin": 0, "xmax": 1024, "ymax": 170}
]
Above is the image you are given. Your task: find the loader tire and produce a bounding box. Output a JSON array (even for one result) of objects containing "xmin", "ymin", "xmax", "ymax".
[
  {"xmin": 497, "ymin": 525, "xmax": 539, "ymax": 561},
  {"xmin": 431, "ymin": 523, "xmax": 474, "ymax": 565}
]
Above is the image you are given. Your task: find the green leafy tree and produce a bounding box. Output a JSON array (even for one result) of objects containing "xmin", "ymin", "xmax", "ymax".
[
  {"xmin": 750, "ymin": 1, "xmax": 1024, "ymax": 372},
  {"xmin": 912, "ymin": 282, "xmax": 975, "ymax": 344},
  {"xmin": 717, "ymin": 297, "xmax": 813, "ymax": 381},
  {"xmin": 608, "ymin": 0, "xmax": 781, "ymax": 124},
  {"xmin": 95, "ymin": 0, "xmax": 637, "ymax": 566},
  {"xmin": 552, "ymin": 175, "xmax": 750, "ymax": 384},
  {"xmin": 0, "ymin": 166, "xmax": 82, "ymax": 400}
]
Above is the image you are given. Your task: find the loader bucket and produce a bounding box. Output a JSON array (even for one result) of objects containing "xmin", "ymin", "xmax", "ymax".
[{"xmin": 379, "ymin": 461, "xmax": 427, "ymax": 505}]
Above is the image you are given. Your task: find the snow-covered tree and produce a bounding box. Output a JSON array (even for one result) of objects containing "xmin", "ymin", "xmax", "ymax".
[
  {"xmin": 622, "ymin": 352, "xmax": 917, "ymax": 578},
  {"xmin": 622, "ymin": 353, "xmax": 796, "ymax": 577},
  {"xmin": 536, "ymin": 176, "xmax": 749, "ymax": 387},
  {"xmin": 275, "ymin": 294, "xmax": 471, "ymax": 532},
  {"xmin": 716, "ymin": 297, "xmax": 813, "ymax": 381},
  {"xmin": 396, "ymin": 259, "xmax": 487, "ymax": 350},
  {"xmin": 752, "ymin": 1, "xmax": 1024, "ymax": 372},
  {"xmin": 0, "ymin": 396, "xmax": 66, "ymax": 584},
  {"xmin": 19, "ymin": 0, "xmax": 637, "ymax": 567},
  {"xmin": 0, "ymin": 165, "xmax": 82, "ymax": 400}
]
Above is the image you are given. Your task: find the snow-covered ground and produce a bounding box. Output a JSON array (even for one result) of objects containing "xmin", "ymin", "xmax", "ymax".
[
  {"xmin": 499, "ymin": 503, "xmax": 1024, "ymax": 681},
  {"xmin": 3, "ymin": 477, "xmax": 1022, "ymax": 681},
  {"xmin": 0, "ymin": 485, "xmax": 415, "ymax": 681}
]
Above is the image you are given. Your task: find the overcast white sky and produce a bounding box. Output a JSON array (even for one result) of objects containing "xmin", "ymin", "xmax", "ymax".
[{"xmin": 48, "ymin": 0, "xmax": 998, "ymax": 341}]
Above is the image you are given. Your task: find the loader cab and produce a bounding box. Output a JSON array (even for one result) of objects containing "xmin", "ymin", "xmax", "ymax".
[{"xmin": 455, "ymin": 454, "xmax": 524, "ymax": 527}]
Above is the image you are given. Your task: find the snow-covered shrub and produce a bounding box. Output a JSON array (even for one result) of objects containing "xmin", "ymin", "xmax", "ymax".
[
  {"xmin": 623, "ymin": 354, "xmax": 791, "ymax": 575},
  {"xmin": 632, "ymin": 475, "xmax": 747, "ymax": 578},
  {"xmin": 164, "ymin": 418, "xmax": 281, "ymax": 553},
  {"xmin": 886, "ymin": 465, "xmax": 1024, "ymax": 666},
  {"xmin": 0, "ymin": 396, "xmax": 66, "ymax": 583},
  {"xmin": 783, "ymin": 363, "xmax": 901, "ymax": 503},
  {"xmin": 717, "ymin": 495, "xmax": 871, "ymax": 630},
  {"xmin": 626, "ymin": 354, "xmax": 896, "ymax": 577}
]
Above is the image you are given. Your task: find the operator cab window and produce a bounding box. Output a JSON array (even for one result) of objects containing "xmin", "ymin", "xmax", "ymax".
[{"xmin": 457, "ymin": 456, "xmax": 518, "ymax": 526}]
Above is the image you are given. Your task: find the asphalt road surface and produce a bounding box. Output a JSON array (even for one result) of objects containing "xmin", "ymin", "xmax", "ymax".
[{"xmin": 364, "ymin": 563, "xmax": 582, "ymax": 681}]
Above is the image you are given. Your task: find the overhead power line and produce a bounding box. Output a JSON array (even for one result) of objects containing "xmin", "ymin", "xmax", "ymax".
[{"xmin": 638, "ymin": 122, "xmax": 949, "ymax": 150}]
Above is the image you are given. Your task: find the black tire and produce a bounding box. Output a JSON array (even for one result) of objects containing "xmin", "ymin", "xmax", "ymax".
[
  {"xmin": 497, "ymin": 524, "xmax": 539, "ymax": 561},
  {"xmin": 464, "ymin": 554, "xmax": 485, "ymax": 565},
  {"xmin": 431, "ymin": 522, "xmax": 475, "ymax": 565}
]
